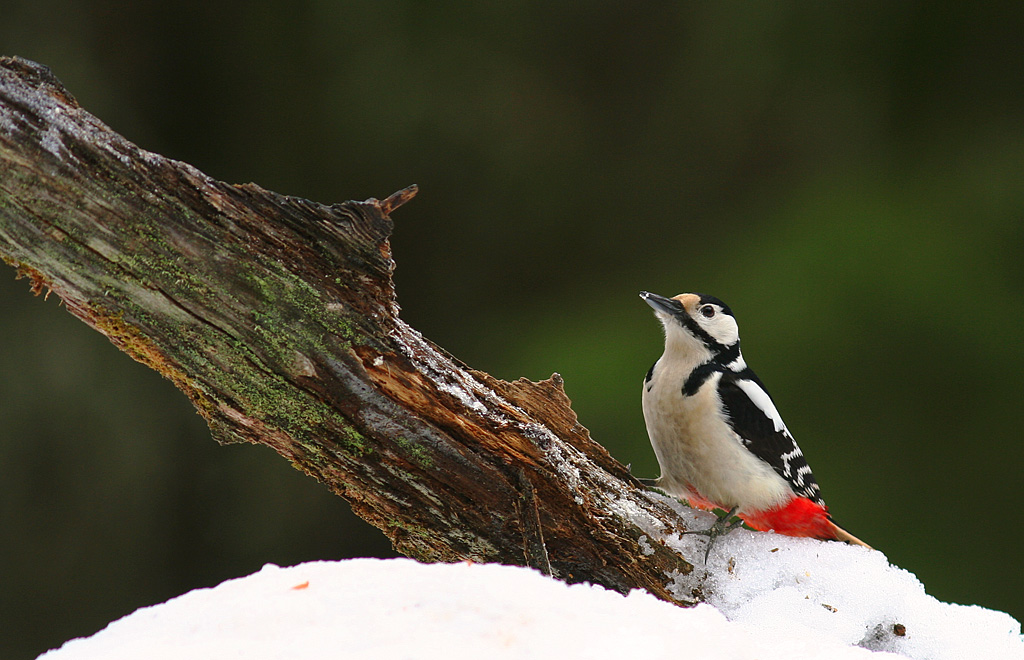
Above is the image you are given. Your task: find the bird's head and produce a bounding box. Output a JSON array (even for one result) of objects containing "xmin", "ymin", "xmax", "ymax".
[{"xmin": 640, "ymin": 291, "xmax": 740, "ymax": 357}]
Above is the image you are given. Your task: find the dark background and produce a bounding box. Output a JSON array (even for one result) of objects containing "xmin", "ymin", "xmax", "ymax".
[{"xmin": 4, "ymin": 3, "xmax": 1024, "ymax": 658}]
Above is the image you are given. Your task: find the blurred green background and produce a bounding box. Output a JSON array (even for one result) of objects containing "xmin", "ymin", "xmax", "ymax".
[{"xmin": 3, "ymin": 2, "xmax": 1024, "ymax": 657}]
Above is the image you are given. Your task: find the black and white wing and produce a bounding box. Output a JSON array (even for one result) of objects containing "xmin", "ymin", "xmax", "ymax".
[{"xmin": 716, "ymin": 369, "xmax": 824, "ymax": 505}]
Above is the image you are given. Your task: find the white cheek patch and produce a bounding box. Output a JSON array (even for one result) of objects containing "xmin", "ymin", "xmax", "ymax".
[
  {"xmin": 735, "ymin": 378, "xmax": 789, "ymax": 435},
  {"xmin": 702, "ymin": 314, "xmax": 739, "ymax": 346}
]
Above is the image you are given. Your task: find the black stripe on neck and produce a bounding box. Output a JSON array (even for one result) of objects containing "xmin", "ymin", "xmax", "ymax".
[
  {"xmin": 716, "ymin": 342, "xmax": 741, "ymax": 368},
  {"xmin": 676, "ymin": 312, "xmax": 720, "ymax": 350},
  {"xmin": 682, "ymin": 362, "xmax": 722, "ymax": 396},
  {"xmin": 680, "ymin": 343, "xmax": 742, "ymax": 397}
]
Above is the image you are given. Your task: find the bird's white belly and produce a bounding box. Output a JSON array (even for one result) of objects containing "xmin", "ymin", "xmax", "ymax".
[{"xmin": 642, "ymin": 373, "xmax": 790, "ymax": 513}]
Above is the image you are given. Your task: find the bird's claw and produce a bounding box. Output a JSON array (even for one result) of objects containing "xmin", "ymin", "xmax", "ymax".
[{"xmin": 680, "ymin": 506, "xmax": 743, "ymax": 562}]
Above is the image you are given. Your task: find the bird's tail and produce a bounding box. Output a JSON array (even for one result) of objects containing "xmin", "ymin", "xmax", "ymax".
[
  {"xmin": 741, "ymin": 498, "xmax": 874, "ymax": 549},
  {"xmin": 828, "ymin": 520, "xmax": 872, "ymax": 549}
]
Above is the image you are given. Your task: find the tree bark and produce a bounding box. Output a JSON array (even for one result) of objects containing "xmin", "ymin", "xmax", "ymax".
[{"xmin": 0, "ymin": 57, "xmax": 703, "ymax": 604}]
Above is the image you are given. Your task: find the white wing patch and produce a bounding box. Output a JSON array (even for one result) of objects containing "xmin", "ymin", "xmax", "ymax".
[{"xmin": 735, "ymin": 378, "xmax": 789, "ymax": 435}]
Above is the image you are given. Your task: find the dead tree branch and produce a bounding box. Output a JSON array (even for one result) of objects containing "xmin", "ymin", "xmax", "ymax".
[{"xmin": 0, "ymin": 57, "xmax": 703, "ymax": 603}]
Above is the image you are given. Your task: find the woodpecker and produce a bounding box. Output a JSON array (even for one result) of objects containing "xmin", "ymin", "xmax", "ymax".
[{"xmin": 640, "ymin": 291, "xmax": 870, "ymax": 551}]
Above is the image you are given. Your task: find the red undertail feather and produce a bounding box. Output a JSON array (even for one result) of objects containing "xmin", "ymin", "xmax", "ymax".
[{"xmin": 740, "ymin": 497, "xmax": 835, "ymax": 539}]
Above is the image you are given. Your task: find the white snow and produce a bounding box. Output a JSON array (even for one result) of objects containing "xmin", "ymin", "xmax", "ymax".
[
  {"xmin": 700, "ymin": 521, "xmax": 1024, "ymax": 659},
  {"xmin": 39, "ymin": 531, "xmax": 1024, "ymax": 660}
]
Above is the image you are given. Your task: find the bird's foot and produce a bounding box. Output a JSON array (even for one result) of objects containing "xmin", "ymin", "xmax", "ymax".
[
  {"xmin": 625, "ymin": 463, "xmax": 659, "ymax": 489},
  {"xmin": 681, "ymin": 506, "xmax": 744, "ymax": 562}
]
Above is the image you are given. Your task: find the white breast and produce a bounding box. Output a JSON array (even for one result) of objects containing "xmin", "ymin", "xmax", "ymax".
[{"xmin": 642, "ymin": 360, "xmax": 791, "ymax": 514}]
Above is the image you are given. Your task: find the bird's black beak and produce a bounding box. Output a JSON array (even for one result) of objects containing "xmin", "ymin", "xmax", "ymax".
[{"xmin": 640, "ymin": 291, "xmax": 681, "ymax": 315}]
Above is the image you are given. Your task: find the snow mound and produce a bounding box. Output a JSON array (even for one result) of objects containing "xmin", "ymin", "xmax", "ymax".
[
  {"xmin": 39, "ymin": 535, "xmax": 1023, "ymax": 660},
  {"xmin": 42, "ymin": 558, "xmax": 889, "ymax": 660},
  {"xmin": 702, "ymin": 522, "xmax": 1023, "ymax": 659}
]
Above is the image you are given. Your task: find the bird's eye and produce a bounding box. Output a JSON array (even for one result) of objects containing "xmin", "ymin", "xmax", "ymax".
[{"xmin": 700, "ymin": 306, "xmax": 716, "ymax": 319}]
